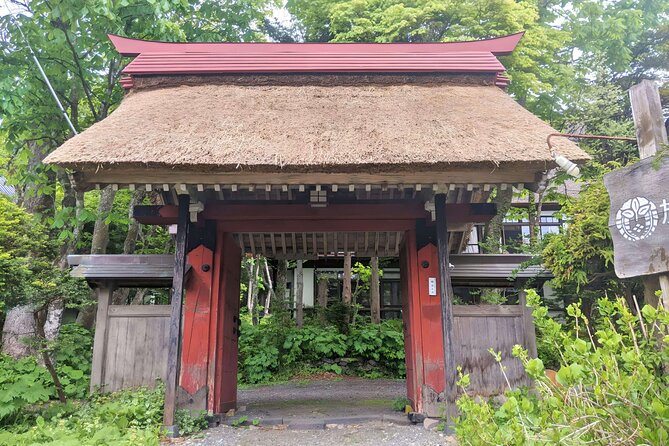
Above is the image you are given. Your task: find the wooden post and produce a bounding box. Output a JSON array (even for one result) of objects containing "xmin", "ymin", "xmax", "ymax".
[
  {"xmin": 370, "ymin": 257, "xmax": 381, "ymax": 323},
  {"xmin": 317, "ymin": 274, "xmax": 329, "ymax": 308},
  {"xmin": 163, "ymin": 194, "xmax": 190, "ymax": 436},
  {"xmin": 518, "ymin": 288, "xmax": 537, "ymax": 358},
  {"xmin": 434, "ymin": 193, "xmax": 457, "ymax": 425},
  {"xmin": 343, "ymin": 253, "xmax": 352, "ymax": 305},
  {"xmin": 630, "ymin": 80, "xmax": 669, "ymax": 309},
  {"xmin": 295, "ymin": 260, "xmax": 304, "ymax": 327},
  {"xmin": 90, "ymin": 283, "xmax": 114, "ymax": 392}
]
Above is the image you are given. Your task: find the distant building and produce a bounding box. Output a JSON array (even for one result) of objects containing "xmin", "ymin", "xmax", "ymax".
[{"xmin": 0, "ymin": 176, "xmax": 15, "ymax": 197}]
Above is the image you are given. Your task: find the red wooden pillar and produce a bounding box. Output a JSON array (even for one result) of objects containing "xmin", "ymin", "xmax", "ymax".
[
  {"xmin": 179, "ymin": 245, "xmax": 214, "ymax": 411},
  {"xmin": 401, "ymin": 234, "xmax": 449, "ymax": 417},
  {"xmin": 179, "ymin": 227, "xmax": 241, "ymax": 415},
  {"xmin": 209, "ymin": 226, "xmax": 241, "ymax": 413},
  {"xmin": 416, "ymin": 244, "xmax": 446, "ymax": 416},
  {"xmin": 400, "ymin": 229, "xmax": 425, "ymax": 413}
]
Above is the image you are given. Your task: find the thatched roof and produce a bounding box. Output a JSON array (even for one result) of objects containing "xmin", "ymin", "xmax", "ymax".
[{"xmin": 44, "ymin": 81, "xmax": 587, "ymax": 178}]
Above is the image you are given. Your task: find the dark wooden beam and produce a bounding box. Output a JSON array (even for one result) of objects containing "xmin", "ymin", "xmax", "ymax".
[
  {"xmin": 133, "ymin": 202, "xmax": 496, "ymax": 226},
  {"xmin": 163, "ymin": 194, "xmax": 190, "ymax": 436},
  {"xmin": 435, "ymin": 193, "xmax": 457, "ymax": 428},
  {"xmin": 219, "ymin": 219, "xmax": 414, "ymax": 233}
]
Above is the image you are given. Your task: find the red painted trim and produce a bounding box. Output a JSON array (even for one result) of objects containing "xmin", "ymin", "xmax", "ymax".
[{"xmin": 108, "ymin": 33, "xmax": 523, "ymax": 57}]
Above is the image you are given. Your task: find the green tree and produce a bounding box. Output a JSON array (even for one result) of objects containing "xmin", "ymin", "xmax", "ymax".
[
  {"xmin": 286, "ymin": 0, "xmax": 572, "ymax": 118},
  {"xmin": 0, "ymin": 0, "xmax": 275, "ymax": 346},
  {"xmin": 541, "ymin": 166, "xmax": 642, "ymax": 316}
]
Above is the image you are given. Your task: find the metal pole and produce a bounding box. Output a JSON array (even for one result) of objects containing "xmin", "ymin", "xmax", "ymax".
[{"xmin": 3, "ymin": 1, "xmax": 77, "ymax": 135}]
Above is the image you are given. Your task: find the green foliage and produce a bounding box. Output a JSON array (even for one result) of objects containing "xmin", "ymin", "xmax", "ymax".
[
  {"xmin": 392, "ymin": 397, "xmax": 411, "ymax": 412},
  {"xmin": 455, "ymin": 289, "xmax": 669, "ymax": 445},
  {"xmin": 175, "ymin": 410, "xmax": 208, "ymax": 435},
  {"xmin": 0, "ymin": 324, "xmax": 92, "ymax": 425},
  {"xmin": 52, "ymin": 324, "xmax": 94, "ymax": 399},
  {"xmin": 0, "ymin": 195, "xmax": 52, "ymax": 308},
  {"xmin": 0, "ymin": 385, "xmax": 165, "ymax": 445},
  {"xmin": 0, "ymin": 355, "xmax": 52, "ymax": 425},
  {"xmin": 541, "ymin": 167, "xmax": 640, "ymax": 314},
  {"xmin": 238, "ymin": 314, "xmax": 405, "ymax": 384},
  {"xmin": 231, "ymin": 415, "xmax": 248, "ymax": 427}
]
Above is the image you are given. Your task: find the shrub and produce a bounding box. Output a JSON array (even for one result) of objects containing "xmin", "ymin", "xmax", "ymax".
[
  {"xmin": 0, "ymin": 385, "xmax": 164, "ymax": 446},
  {"xmin": 0, "ymin": 355, "xmax": 52, "ymax": 425},
  {"xmin": 237, "ymin": 314, "xmax": 406, "ymax": 384},
  {"xmin": 53, "ymin": 324, "xmax": 94, "ymax": 399},
  {"xmin": 455, "ymin": 290, "xmax": 669, "ymax": 445}
]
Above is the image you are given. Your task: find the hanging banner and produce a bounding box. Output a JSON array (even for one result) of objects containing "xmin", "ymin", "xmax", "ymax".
[{"xmin": 603, "ymin": 156, "xmax": 669, "ymax": 278}]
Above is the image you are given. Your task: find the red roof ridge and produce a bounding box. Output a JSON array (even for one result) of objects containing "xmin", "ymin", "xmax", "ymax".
[{"xmin": 108, "ymin": 32, "xmax": 524, "ymax": 57}]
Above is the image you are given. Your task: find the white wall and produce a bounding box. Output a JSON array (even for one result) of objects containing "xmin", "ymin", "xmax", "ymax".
[{"xmin": 287, "ymin": 267, "xmax": 315, "ymax": 308}]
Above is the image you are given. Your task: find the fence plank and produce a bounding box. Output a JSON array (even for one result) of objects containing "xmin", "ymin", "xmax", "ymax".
[{"xmin": 90, "ymin": 286, "xmax": 113, "ymax": 391}]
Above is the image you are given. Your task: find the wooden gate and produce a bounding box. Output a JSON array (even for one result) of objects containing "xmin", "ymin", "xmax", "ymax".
[{"xmin": 91, "ymin": 289, "xmax": 171, "ymax": 392}]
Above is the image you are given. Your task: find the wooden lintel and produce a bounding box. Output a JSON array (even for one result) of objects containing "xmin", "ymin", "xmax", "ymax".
[{"xmin": 133, "ymin": 202, "xmax": 496, "ymax": 226}]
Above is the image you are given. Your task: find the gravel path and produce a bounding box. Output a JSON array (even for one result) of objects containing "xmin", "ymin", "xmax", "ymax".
[
  {"xmin": 178, "ymin": 421, "xmax": 456, "ymax": 446},
  {"xmin": 171, "ymin": 379, "xmax": 458, "ymax": 445},
  {"xmin": 237, "ymin": 378, "xmax": 405, "ymax": 421}
]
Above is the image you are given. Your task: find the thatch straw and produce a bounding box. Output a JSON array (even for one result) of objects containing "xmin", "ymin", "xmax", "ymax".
[{"xmin": 45, "ymin": 82, "xmax": 588, "ymax": 172}]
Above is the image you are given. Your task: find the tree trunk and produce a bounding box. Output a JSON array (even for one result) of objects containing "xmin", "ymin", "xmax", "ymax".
[
  {"xmin": 483, "ymin": 187, "xmax": 514, "ymax": 253},
  {"xmin": 317, "ymin": 274, "xmax": 329, "ymax": 322},
  {"xmin": 57, "ymin": 171, "xmax": 85, "ymax": 269},
  {"xmin": 1, "ymin": 305, "xmax": 36, "ymax": 358},
  {"xmin": 343, "ymin": 253, "xmax": 352, "ymax": 305},
  {"xmin": 276, "ymin": 259, "xmax": 288, "ymax": 312},
  {"xmin": 295, "ymin": 260, "xmax": 304, "ymax": 328},
  {"xmin": 113, "ymin": 190, "xmax": 146, "ymax": 305},
  {"xmin": 370, "ymin": 257, "xmax": 381, "ymax": 324},
  {"xmin": 77, "ymin": 185, "xmax": 117, "ymax": 328},
  {"xmin": 247, "ymin": 257, "xmax": 260, "ymax": 325},
  {"xmin": 528, "ymin": 174, "xmax": 550, "ymax": 248},
  {"xmin": 317, "ymin": 274, "xmax": 329, "ymax": 308},
  {"xmin": 263, "ymin": 258, "xmax": 275, "ymax": 316},
  {"xmin": 43, "ymin": 299, "xmax": 64, "ymax": 341},
  {"xmin": 90, "ymin": 185, "xmax": 117, "ymax": 255},
  {"xmin": 34, "ymin": 310, "xmax": 66, "ymax": 403}
]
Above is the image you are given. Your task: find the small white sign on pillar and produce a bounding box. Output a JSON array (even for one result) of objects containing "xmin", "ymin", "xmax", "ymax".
[{"xmin": 428, "ymin": 277, "xmax": 437, "ymax": 296}]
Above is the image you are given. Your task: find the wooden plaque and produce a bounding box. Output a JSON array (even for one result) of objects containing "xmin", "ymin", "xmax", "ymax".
[{"xmin": 603, "ymin": 156, "xmax": 669, "ymax": 278}]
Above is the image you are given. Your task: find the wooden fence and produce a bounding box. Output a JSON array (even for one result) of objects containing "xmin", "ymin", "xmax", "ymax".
[
  {"xmin": 452, "ymin": 295, "xmax": 536, "ymax": 396},
  {"xmin": 91, "ymin": 287, "xmax": 171, "ymax": 392},
  {"xmin": 89, "ymin": 287, "xmax": 535, "ymax": 405}
]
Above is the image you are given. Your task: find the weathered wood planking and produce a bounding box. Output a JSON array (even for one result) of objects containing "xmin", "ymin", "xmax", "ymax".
[
  {"xmin": 95, "ymin": 305, "xmax": 171, "ymax": 392},
  {"xmin": 603, "ymin": 156, "xmax": 669, "ymax": 278},
  {"xmin": 453, "ymin": 307, "xmax": 530, "ymax": 396}
]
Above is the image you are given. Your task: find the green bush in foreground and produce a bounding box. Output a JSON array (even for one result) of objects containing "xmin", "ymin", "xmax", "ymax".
[
  {"xmin": 455, "ymin": 290, "xmax": 669, "ymax": 445},
  {"xmin": 0, "ymin": 385, "xmax": 165, "ymax": 446}
]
